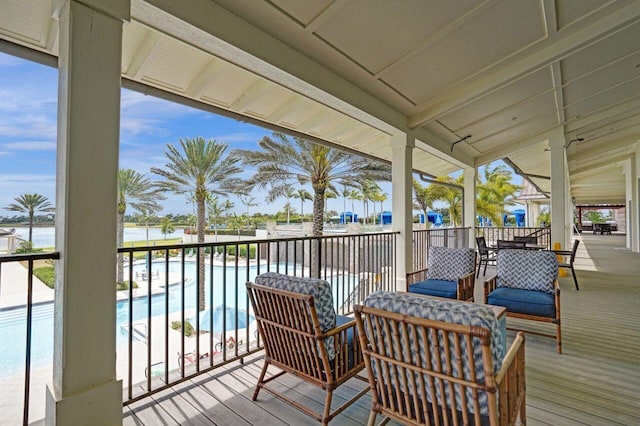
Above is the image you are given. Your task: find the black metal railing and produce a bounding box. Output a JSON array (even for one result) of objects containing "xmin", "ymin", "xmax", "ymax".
[
  {"xmin": 412, "ymin": 227, "xmax": 471, "ymax": 272},
  {"xmin": 476, "ymin": 226, "xmax": 551, "ymax": 249},
  {"xmin": 117, "ymin": 232, "xmax": 398, "ymax": 404},
  {"xmin": 0, "ymin": 232, "xmax": 398, "ymax": 421},
  {"xmin": 0, "ymin": 251, "xmax": 60, "ymax": 426}
]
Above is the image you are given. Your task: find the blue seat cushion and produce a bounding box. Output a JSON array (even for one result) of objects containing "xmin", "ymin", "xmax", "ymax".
[
  {"xmin": 335, "ymin": 315, "xmax": 357, "ymax": 369},
  {"xmin": 487, "ymin": 287, "xmax": 556, "ymax": 318},
  {"xmin": 409, "ymin": 279, "xmax": 457, "ymax": 299}
]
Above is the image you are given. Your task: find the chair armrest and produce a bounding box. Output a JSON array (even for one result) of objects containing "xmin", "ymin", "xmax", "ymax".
[
  {"xmin": 484, "ymin": 275, "xmax": 497, "ymax": 303},
  {"xmin": 457, "ymin": 271, "xmax": 476, "ymax": 301},
  {"xmin": 407, "ymin": 268, "xmax": 428, "ymax": 285},
  {"xmin": 550, "ymin": 250, "xmax": 572, "ymax": 256},
  {"xmin": 495, "ymin": 332, "xmax": 525, "ymax": 383},
  {"xmin": 495, "ymin": 332, "xmax": 526, "ymax": 425},
  {"xmin": 325, "ymin": 318, "xmax": 356, "ymax": 337}
]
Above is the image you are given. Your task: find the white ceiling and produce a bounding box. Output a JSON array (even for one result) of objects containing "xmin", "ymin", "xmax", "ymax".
[{"xmin": 1, "ymin": 0, "xmax": 639, "ymax": 204}]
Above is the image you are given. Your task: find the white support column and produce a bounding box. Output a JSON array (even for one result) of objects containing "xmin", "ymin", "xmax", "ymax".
[
  {"xmin": 549, "ymin": 130, "xmax": 570, "ymax": 249},
  {"xmin": 526, "ymin": 202, "xmax": 541, "ymax": 227},
  {"xmin": 623, "ymin": 159, "xmax": 633, "ymax": 249},
  {"xmin": 463, "ymin": 167, "xmax": 476, "ymax": 248},
  {"xmin": 631, "ymin": 151, "xmax": 640, "ymax": 252},
  {"xmin": 46, "ymin": 1, "xmax": 129, "ymax": 425},
  {"xmin": 391, "ymin": 133, "xmax": 414, "ymax": 292}
]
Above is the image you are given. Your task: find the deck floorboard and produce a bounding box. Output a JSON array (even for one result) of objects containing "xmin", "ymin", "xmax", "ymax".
[{"xmin": 127, "ymin": 234, "xmax": 640, "ymax": 425}]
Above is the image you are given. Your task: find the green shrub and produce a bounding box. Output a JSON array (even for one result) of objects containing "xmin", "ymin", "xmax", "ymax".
[
  {"xmin": 171, "ymin": 320, "xmax": 195, "ymax": 337},
  {"xmin": 116, "ymin": 281, "xmax": 139, "ymax": 291},
  {"xmin": 16, "ymin": 241, "xmax": 42, "ymax": 254},
  {"xmin": 33, "ymin": 266, "xmax": 55, "ymax": 289}
]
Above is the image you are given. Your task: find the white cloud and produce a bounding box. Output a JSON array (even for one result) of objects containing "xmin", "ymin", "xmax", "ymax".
[
  {"xmin": 3, "ymin": 141, "xmax": 57, "ymax": 151},
  {"xmin": 210, "ymin": 132, "xmax": 264, "ymax": 145}
]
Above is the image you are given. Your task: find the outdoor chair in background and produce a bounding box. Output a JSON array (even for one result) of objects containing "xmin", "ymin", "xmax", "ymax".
[
  {"xmin": 407, "ymin": 246, "xmax": 476, "ymax": 301},
  {"xmin": 496, "ymin": 239, "xmax": 526, "ymax": 249},
  {"xmin": 552, "ymin": 239, "xmax": 581, "ymax": 290},
  {"xmin": 246, "ymin": 272, "xmax": 367, "ymax": 425},
  {"xmin": 514, "ymin": 235, "xmax": 537, "ymax": 244},
  {"xmin": 476, "ymin": 236, "xmax": 496, "ymax": 278},
  {"xmin": 354, "ymin": 291, "xmax": 526, "ymax": 426},
  {"xmin": 485, "ymin": 249, "xmax": 562, "ymax": 353}
]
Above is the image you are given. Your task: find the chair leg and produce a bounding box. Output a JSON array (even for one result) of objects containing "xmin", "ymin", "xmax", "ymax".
[
  {"xmin": 321, "ymin": 390, "xmax": 334, "ymax": 425},
  {"xmin": 571, "ymin": 266, "xmax": 580, "ymax": 291},
  {"xmin": 483, "ymin": 260, "xmax": 489, "ymax": 276},
  {"xmin": 367, "ymin": 410, "xmax": 378, "ymax": 426},
  {"xmin": 252, "ymin": 360, "xmax": 270, "ymax": 400},
  {"xmin": 476, "ymin": 261, "xmax": 482, "ymax": 278}
]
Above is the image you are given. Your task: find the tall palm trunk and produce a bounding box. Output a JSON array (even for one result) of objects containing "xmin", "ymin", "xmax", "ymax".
[
  {"xmin": 28, "ymin": 212, "xmax": 34, "ymax": 244},
  {"xmin": 117, "ymin": 209, "xmax": 125, "ymax": 282},
  {"xmin": 310, "ymin": 189, "xmax": 325, "ymax": 278},
  {"xmin": 197, "ymin": 195, "xmax": 206, "ymax": 311}
]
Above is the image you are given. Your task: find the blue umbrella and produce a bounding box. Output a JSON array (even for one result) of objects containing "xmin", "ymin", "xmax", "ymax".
[{"xmin": 190, "ymin": 305, "xmax": 255, "ymax": 334}]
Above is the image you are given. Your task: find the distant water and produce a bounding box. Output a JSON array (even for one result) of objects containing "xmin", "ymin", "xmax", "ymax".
[{"xmin": 0, "ymin": 226, "xmax": 186, "ymax": 250}]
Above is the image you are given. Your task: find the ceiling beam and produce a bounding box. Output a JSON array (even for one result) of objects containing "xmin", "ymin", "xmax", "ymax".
[
  {"xmin": 408, "ymin": 1, "xmax": 640, "ymax": 127},
  {"xmin": 134, "ymin": 0, "xmax": 474, "ymax": 166},
  {"xmin": 228, "ymin": 79, "xmax": 270, "ymax": 111},
  {"xmin": 476, "ymin": 129, "xmax": 556, "ymax": 165},
  {"xmin": 568, "ymin": 124, "xmax": 640, "ymax": 160},
  {"xmin": 266, "ymin": 95, "xmax": 305, "ymax": 123},
  {"xmin": 565, "ymin": 97, "xmax": 640, "ymax": 135},
  {"xmin": 571, "ymin": 154, "xmax": 631, "ymax": 177},
  {"xmin": 184, "ymin": 59, "xmax": 223, "ymax": 98},
  {"xmin": 125, "ymin": 29, "xmax": 161, "ymax": 79}
]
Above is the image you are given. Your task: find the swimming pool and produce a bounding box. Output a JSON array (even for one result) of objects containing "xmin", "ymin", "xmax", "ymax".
[{"xmin": 0, "ymin": 261, "xmax": 358, "ymax": 378}]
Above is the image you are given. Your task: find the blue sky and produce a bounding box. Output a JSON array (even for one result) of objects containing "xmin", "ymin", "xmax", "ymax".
[
  {"xmin": 2, "ymin": 52, "xmax": 386, "ymax": 217},
  {"xmin": 0, "ymin": 52, "xmax": 523, "ymax": 220}
]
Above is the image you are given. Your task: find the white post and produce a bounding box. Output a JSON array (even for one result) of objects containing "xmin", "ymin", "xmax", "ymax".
[
  {"xmin": 46, "ymin": 1, "xmax": 129, "ymax": 424},
  {"xmin": 391, "ymin": 133, "xmax": 414, "ymax": 292},
  {"xmin": 549, "ymin": 130, "xmax": 570, "ymax": 249},
  {"xmin": 463, "ymin": 167, "xmax": 476, "ymax": 248},
  {"xmin": 623, "ymin": 159, "xmax": 633, "ymax": 249},
  {"xmin": 631, "ymin": 151, "xmax": 640, "ymax": 252}
]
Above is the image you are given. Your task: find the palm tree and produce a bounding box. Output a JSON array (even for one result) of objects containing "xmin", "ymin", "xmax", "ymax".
[
  {"xmin": 233, "ymin": 133, "xmax": 391, "ymax": 236},
  {"xmin": 137, "ymin": 207, "xmax": 160, "ymax": 245},
  {"xmin": 116, "ymin": 169, "xmax": 163, "ymax": 282},
  {"xmin": 282, "ymin": 188, "xmax": 296, "ymax": 224},
  {"xmin": 207, "ymin": 195, "xmax": 232, "ymax": 241},
  {"xmin": 348, "ymin": 189, "xmax": 363, "ymax": 223},
  {"xmin": 160, "ymin": 217, "xmax": 175, "ymax": 239},
  {"xmin": 293, "ymin": 188, "xmax": 312, "ymax": 222},
  {"xmin": 151, "ymin": 137, "xmax": 242, "ymax": 311},
  {"xmin": 5, "ymin": 193, "xmax": 54, "ymax": 246},
  {"xmin": 340, "ymin": 185, "xmax": 351, "ymax": 222},
  {"xmin": 413, "ymin": 179, "xmax": 440, "ymax": 229},
  {"xmin": 360, "ymin": 180, "xmax": 381, "ymax": 224},
  {"xmin": 477, "ymin": 164, "xmax": 522, "ymax": 225},
  {"xmin": 324, "ymin": 189, "xmax": 337, "ymax": 221},
  {"xmin": 434, "ymin": 175, "xmax": 464, "ymax": 226},
  {"xmin": 240, "ymin": 195, "xmax": 258, "ymax": 219}
]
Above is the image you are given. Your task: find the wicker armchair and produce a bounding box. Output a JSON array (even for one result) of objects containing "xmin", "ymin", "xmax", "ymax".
[
  {"xmin": 407, "ymin": 246, "xmax": 476, "ymax": 301},
  {"xmin": 246, "ymin": 272, "xmax": 367, "ymax": 425},
  {"xmin": 354, "ymin": 292, "xmax": 526, "ymax": 426},
  {"xmin": 485, "ymin": 249, "xmax": 561, "ymax": 353}
]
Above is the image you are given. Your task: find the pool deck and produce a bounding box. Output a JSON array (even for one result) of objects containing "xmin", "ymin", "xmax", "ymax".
[{"xmin": 0, "ymin": 262, "xmax": 53, "ymax": 309}]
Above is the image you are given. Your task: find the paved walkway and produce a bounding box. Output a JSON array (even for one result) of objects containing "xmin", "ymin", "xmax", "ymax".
[{"xmin": 0, "ymin": 262, "xmax": 53, "ymax": 310}]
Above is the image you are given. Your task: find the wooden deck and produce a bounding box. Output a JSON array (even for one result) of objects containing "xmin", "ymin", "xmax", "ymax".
[{"xmin": 124, "ymin": 234, "xmax": 640, "ymax": 425}]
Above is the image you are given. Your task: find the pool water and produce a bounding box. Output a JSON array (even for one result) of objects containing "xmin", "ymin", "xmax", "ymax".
[{"xmin": 0, "ymin": 261, "xmax": 357, "ymax": 378}]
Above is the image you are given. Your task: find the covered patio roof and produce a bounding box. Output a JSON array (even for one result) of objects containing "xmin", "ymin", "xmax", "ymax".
[{"xmin": 1, "ymin": 0, "xmax": 639, "ymax": 202}]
